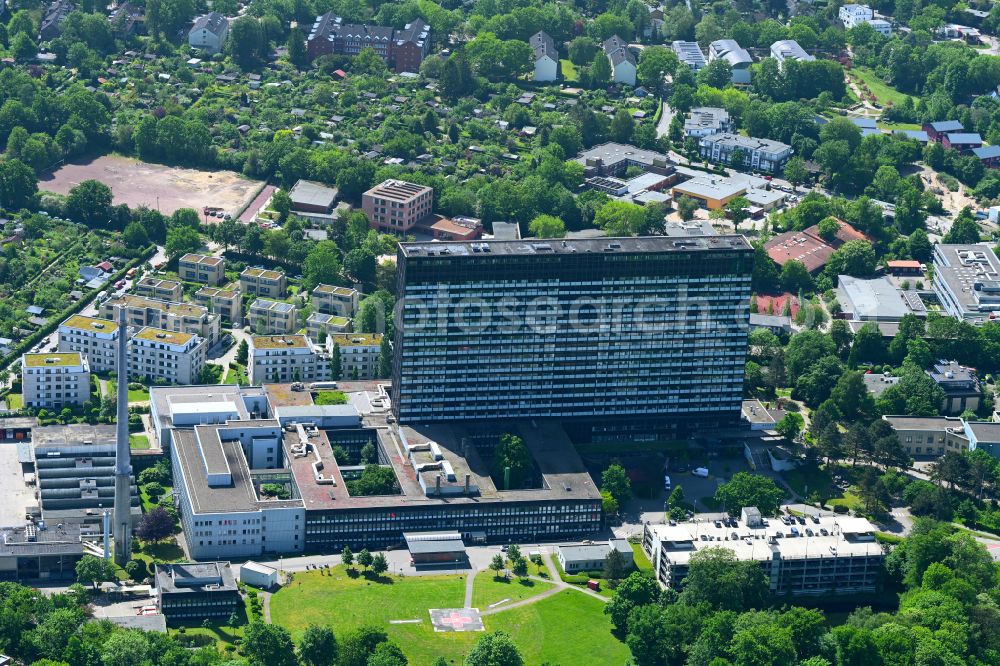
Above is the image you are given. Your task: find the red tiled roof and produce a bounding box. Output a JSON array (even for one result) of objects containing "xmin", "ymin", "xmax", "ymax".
[
  {"xmin": 887, "ymin": 260, "xmax": 921, "ymax": 269},
  {"xmin": 764, "ymin": 220, "xmax": 869, "ymax": 272}
]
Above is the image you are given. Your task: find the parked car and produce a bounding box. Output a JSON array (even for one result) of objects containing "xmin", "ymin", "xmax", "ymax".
[{"xmin": 693, "ymin": 467, "xmax": 709, "ymax": 478}]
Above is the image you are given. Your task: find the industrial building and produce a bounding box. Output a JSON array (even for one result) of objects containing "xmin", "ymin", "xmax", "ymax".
[
  {"xmin": 836, "ymin": 275, "xmax": 927, "ymax": 321},
  {"xmin": 0, "ymin": 523, "xmax": 84, "ymax": 581},
  {"xmin": 288, "ymin": 180, "xmax": 339, "ymax": 215},
  {"xmin": 932, "ymin": 244, "xmax": 1000, "ymax": 322},
  {"xmin": 643, "ymin": 512, "xmax": 884, "ymax": 596},
  {"xmin": 391, "ymin": 236, "xmax": 753, "ymax": 439},
  {"xmin": 155, "ymin": 562, "xmax": 241, "ymax": 622}
]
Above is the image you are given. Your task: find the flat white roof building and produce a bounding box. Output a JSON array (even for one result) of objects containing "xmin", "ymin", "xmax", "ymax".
[{"xmin": 643, "ymin": 512, "xmax": 883, "ymax": 596}]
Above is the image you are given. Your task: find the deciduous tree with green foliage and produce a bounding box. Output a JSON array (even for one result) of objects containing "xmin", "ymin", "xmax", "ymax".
[{"xmin": 714, "ymin": 472, "xmax": 785, "ymax": 516}]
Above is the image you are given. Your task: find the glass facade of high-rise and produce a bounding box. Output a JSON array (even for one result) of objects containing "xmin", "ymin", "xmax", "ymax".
[{"xmin": 391, "ymin": 237, "xmax": 753, "ymax": 433}]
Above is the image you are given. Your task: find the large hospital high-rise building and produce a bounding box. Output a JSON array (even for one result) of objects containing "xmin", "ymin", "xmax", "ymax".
[{"xmin": 391, "ymin": 236, "xmax": 753, "ymax": 438}]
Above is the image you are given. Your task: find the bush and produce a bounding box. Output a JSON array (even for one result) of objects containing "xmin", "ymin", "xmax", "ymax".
[{"xmin": 833, "ymin": 504, "xmax": 849, "ymax": 514}]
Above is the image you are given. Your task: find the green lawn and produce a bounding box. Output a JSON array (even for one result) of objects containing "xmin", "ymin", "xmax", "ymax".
[
  {"xmin": 223, "ymin": 364, "xmax": 249, "ymax": 385},
  {"xmin": 784, "ymin": 465, "xmax": 834, "ymax": 499},
  {"xmin": 471, "ymin": 571, "xmax": 554, "ymax": 609},
  {"xmin": 560, "ymin": 59, "xmax": 578, "ymax": 82},
  {"xmin": 128, "ymin": 388, "xmax": 150, "ymax": 403},
  {"xmin": 828, "ymin": 490, "xmax": 863, "ymax": 512},
  {"xmin": 851, "ymin": 67, "xmax": 912, "ymax": 106},
  {"xmin": 271, "ymin": 567, "xmax": 626, "ymax": 664},
  {"xmin": 314, "ymin": 390, "xmax": 348, "ymax": 406},
  {"xmin": 486, "ymin": 590, "xmax": 629, "ymax": 665},
  {"xmin": 631, "ymin": 542, "xmax": 653, "ymax": 573},
  {"xmin": 5, "ymin": 393, "xmax": 23, "ymax": 410},
  {"xmin": 129, "ymin": 434, "xmax": 150, "ymax": 450}
]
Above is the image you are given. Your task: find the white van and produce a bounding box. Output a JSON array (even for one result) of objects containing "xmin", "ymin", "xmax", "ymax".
[
  {"xmin": 692, "ymin": 467, "xmax": 709, "ymax": 478},
  {"xmin": 664, "ymin": 475, "xmax": 672, "ymax": 491},
  {"xmin": 309, "ymin": 381, "xmax": 339, "ymax": 390}
]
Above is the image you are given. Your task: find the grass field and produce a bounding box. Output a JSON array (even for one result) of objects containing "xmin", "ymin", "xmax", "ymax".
[
  {"xmin": 851, "ymin": 67, "xmax": 911, "ymax": 106},
  {"xmin": 270, "ymin": 567, "xmax": 627, "ymax": 665},
  {"xmin": 560, "ymin": 59, "xmax": 578, "ymax": 81},
  {"xmin": 223, "ymin": 364, "xmax": 249, "ymax": 385},
  {"xmin": 129, "ymin": 434, "xmax": 150, "ymax": 449},
  {"xmin": 5, "ymin": 393, "xmax": 23, "ymax": 410},
  {"xmin": 631, "ymin": 542, "xmax": 653, "ymax": 573},
  {"xmin": 471, "ymin": 571, "xmax": 554, "ymax": 609},
  {"xmin": 128, "ymin": 388, "xmax": 150, "ymax": 403}
]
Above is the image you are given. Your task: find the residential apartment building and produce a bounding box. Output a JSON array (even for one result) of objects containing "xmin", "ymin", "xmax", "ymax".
[
  {"xmin": 883, "ymin": 415, "xmax": 968, "ymax": 457},
  {"xmin": 603, "ymin": 35, "xmax": 637, "ymax": 85},
  {"xmin": 39, "ymin": 0, "xmax": 73, "ymax": 40},
  {"xmin": 391, "ymin": 236, "xmax": 753, "ymax": 438},
  {"xmin": 770, "ymin": 40, "xmax": 815, "ymax": 66},
  {"xmin": 188, "ymin": 11, "xmax": 229, "ymax": 54},
  {"xmin": 708, "ymin": 39, "xmax": 752, "ymax": 84},
  {"xmin": 311, "ymin": 284, "xmax": 359, "ymax": 316},
  {"xmin": 130, "ymin": 327, "xmax": 207, "ymax": 385},
  {"xmin": 57, "ymin": 315, "xmax": 120, "ymax": 373},
  {"xmin": 21, "ymin": 353, "xmax": 91, "ymax": 408},
  {"xmin": 839, "ymin": 4, "xmax": 891, "ymax": 34},
  {"xmin": 530, "ymin": 31, "xmax": 558, "ymax": 81},
  {"xmin": 683, "ymin": 107, "xmax": 732, "ymax": 138},
  {"xmin": 671, "ymin": 40, "xmax": 707, "ymax": 71},
  {"xmin": 643, "ymin": 514, "xmax": 884, "ymax": 596},
  {"xmin": 101, "ymin": 295, "xmax": 221, "ymax": 345},
  {"xmin": 306, "ymin": 313, "xmax": 351, "ymax": 342},
  {"xmin": 178, "ymin": 254, "xmax": 225, "ymax": 286},
  {"xmin": 248, "ymin": 299, "xmax": 298, "ymax": 335},
  {"xmin": 194, "ymin": 286, "xmax": 243, "ymax": 324},
  {"xmin": 248, "ymin": 335, "xmax": 331, "ymax": 385},
  {"xmin": 135, "ymin": 277, "xmax": 183, "ymax": 302},
  {"xmin": 932, "ymin": 244, "xmax": 1000, "ymax": 322},
  {"xmin": 306, "ymin": 13, "xmax": 430, "ymax": 72},
  {"xmin": 362, "ymin": 179, "xmax": 434, "ymax": 233},
  {"xmin": 240, "ymin": 267, "xmax": 287, "ymax": 298},
  {"xmin": 698, "ymin": 133, "xmax": 793, "ymax": 173},
  {"xmin": 328, "ymin": 333, "xmax": 382, "ymax": 379}
]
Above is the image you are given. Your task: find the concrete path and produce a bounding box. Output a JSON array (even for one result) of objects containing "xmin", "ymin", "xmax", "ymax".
[
  {"xmin": 261, "ymin": 590, "xmax": 273, "ymax": 622},
  {"xmin": 464, "ymin": 568, "xmax": 476, "ymax": 608}
]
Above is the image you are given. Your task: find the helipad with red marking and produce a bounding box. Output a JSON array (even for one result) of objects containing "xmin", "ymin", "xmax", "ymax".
[{"xmin": 429, "ymin": 608, "xmax": 484, "ymax": 632}]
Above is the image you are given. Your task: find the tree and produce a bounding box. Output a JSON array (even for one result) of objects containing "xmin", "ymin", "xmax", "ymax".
[
  {"xmin": 604, "ymin": 571, "xmax": 660, "ymax": 633},
  {"xmin": 340, "ymin": 626, "xmax": 390, "ymax": 666},
  {"xmin": 590, "ymin": 51, "xmax": 612, "ymax": 87},
  {"xmin": 511, "ymin": 555, "xmax": 528, "ymax": 579},
  {"xmin": 603, "ymin": 549, "xmax": 626, "ymax": 585},
  {"xmin": 490, "ymin": 553, "xmax": 505, "ymax": 578},
  {"xmin": 944, "ymin": 207, "xmax": 982, "ymax": 244},
  {"xmin": 465, "ymin": 631, "xmax": 523, "ymax": 666},
  {"xmin": 236, "ymin": 339, "xmax": 249, "ymax": 365},
  {"xmin": 601, "ymin": 463, "xmax": 631, "ymax": 506},
  {"xmin": 636, "ymin": 45, "xmax": 678, "ymax": 91},
  {"xmin": 492, "ymin": 433, "xmax": 532, "ymax": 489},
  {"xmin": 784, "ymin": 156, "xmax": 809, "ymax": 188},
  {"xmin": 342, "ymin": 545, "xmax": 354, "ymax": 569},
  {"xmin": 568, "ymin": 36, "xmax": 599, "ymax": 65},
  {"xmin": 367, "ymin": 641, "xmax": 407, "ymax": 666},
  {"xmin": 357, "ymin": 548, "xmax": 373, "ymax": 572},
  {"xmin": 0, "ymin": 158, "xmax": 38, "ymax": 210},
  {"xmin": 271, "ymin": 189, "xmax": 292, "ymax": 222},
  {"xmin": 780, "ymin": 260, "xmax": 812, "ymax": 293},
  {"xmin": 601, "ymin": 490, "xmax": 619, "ymax": 515},
  {"xmin": 610, "ymin": 109, "xmax": 634, "ymax": 143},
  {"xmin": 726, "ymin": 196, "xmax": 750, "ymax": 231},
  {"xmin": 677, "ymin": 195, "xmax": 699, "ymax": 222},
  {"xmin": 377, "ymin": 336, "xmax": 392, "ymax": 379},
  {"xmin": 304, "ymin": 241, "xmax": 342, "ymax": 290},
  {"xmin": 66, "ymin": 179, "xmax": 113, "ymax": 228},
  {"xmin": 228, "ymin": 16, "xmax": 266, "ymax": 68},
  {"xmin": 135, "ymin": 506, "xmax": 174, "ymax": 543},
  {"xmin": 830, "ymin": 370, "xmax": 875, "ymax": 418},
  {"xmin": 75, "ymin": 555, "xmax": 116, "ymax": 589},
  {"xmin": 298, "ymin": 625, "xmax": 337, "ymax": 666},
  {"xmin": 828, "ymin": 240, "xmax": 877, "ymax": 277},
  {"xmin": 697, "ymin": 59, "xmax": 732, "ymax": 89},
  {"xmin": 528, "ymin": 214, "xmax": 566, "ymax": 238},
  {"xmin": 165, "ymin": 226, "xmax": 201, "ymax": 259},
  {"xmin": 371, "ymin": 552, "xmax": 389, "ymax": 577},
  {"xmin": 122, "ymin": 222, "xmax": 149, "ymax": 249},
  {"xmin": 776, "ymin": 412, "xmax": 804, "ymax": 441},
  {"xmin": 243, "ymin": 622, "xmax": 297, "ymax": 666},
  {"xmin": 848, "ymin": 322, "xmax": 887, "ymax": 367},
  {"xmin": 714, "ymin": 472, "xmax": 785, "ymax": 516},
  {"xmin": 679, "ymin": 546, "xmax": 769, "ymax": 611},
  {"xmin": 287, "ymin": 27, "xmax": 308, "ymax": 68}
]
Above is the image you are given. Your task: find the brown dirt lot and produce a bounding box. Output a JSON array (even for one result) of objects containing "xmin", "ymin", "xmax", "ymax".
[{"xmin": 40, "ymin": 155, "xmax": 264, "ymax": 217}]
